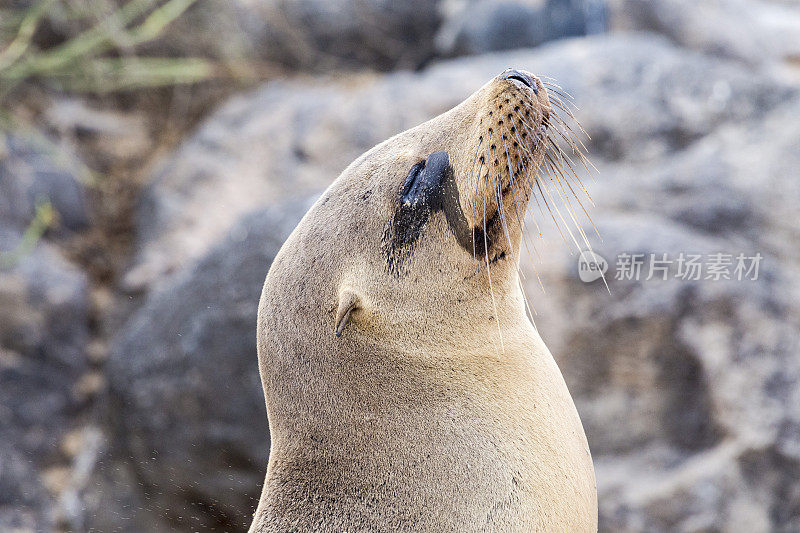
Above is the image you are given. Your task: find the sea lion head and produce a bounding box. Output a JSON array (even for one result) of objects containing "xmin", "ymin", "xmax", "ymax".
[
  {"xmin": 262, "ymin": 67, "xmax": 568, "ymax": 376},
  {"xmin": 380, "ymin": 68, "xmax": 552, "ymax": 278}
]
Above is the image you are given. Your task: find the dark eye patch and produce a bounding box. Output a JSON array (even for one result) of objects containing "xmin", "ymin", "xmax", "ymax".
[
  {"xmin": 399, "ymin": 160, "xmax": 428, "ymax": 206},
  {"xmin": 382, "ymin": 152, "xmax": 448, "ymax": 276},
  {"xmin": 382, "ymin": 151, "xmax": 488, "ymax": 276}
]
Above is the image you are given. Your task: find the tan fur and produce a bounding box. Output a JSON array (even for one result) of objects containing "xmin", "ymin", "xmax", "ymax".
[{"xmin": 250, "ymin": 70, "xmax": 597, "ymax": 532}]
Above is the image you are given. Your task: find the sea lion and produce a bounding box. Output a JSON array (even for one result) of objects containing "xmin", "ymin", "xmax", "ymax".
[{"xmin": 250, "ymin": 68, "xmax": 597, "ymax": 532}]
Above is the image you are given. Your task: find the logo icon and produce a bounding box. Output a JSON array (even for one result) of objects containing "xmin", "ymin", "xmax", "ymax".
[{"xmin": 578, "ymin": 250, "xmax": 608, "ymax": 283}]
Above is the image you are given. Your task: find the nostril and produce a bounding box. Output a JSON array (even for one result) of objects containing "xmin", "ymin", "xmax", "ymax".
[
  {"xmin": 508, "ymin": 74, "xmax": 530, "ymax": 87},
  {"xmin": 500, "ymin": 69, "xmax": 537, "ymax": 93}
]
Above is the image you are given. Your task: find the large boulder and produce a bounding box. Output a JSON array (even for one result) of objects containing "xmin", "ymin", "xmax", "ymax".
[
  {"xmin": 0, "ymin": 133, "xmax": 91, "ymax": 532},
  {"xmin": 258, "ymin": 0, "xmax": 443, "ymax": 71},
  {"xmin": 109, "ymin": 199, "xmax": 312, "ymax": 530},
  {"xmin": 609, "ymin": 0, "xmax": 800, "ymax": 75},
  {"xmin": 126, "ymin": 34, "xmax": 791, "ymax": 292},
  {"xmin": 0, "ymin": 132, "xmax": 89, "ymax": 234},
  {"xmin": 138, "ymin": 0, "xmax": 441, "ymax": 71},
  {"xmin": 167, "ymin": 0, "xmax": 607, "ymax": 70},
  {"xmin": 0, "ymin": 232, "xmax": 90, "ymax": 449},
  {"xmin": 0, "ymin": 447, "xmax": 53, "ymax": 532},
  {"xmin": 435, "ymin": 0, "xmax": 607, "ymax": 57},
  {"xmin": 520, "ymin": 95, "xmax": 800, "ymax": 531}
]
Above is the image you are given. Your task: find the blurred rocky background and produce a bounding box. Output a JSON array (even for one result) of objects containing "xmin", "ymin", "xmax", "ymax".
[{"xmin": 1, "ymin": 0, "xmax": 799, "ymax": 531}]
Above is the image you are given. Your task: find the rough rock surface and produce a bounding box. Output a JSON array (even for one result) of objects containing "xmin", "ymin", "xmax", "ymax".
[
  {"xmin": 127, "ymin": 34, "xmax": 791, "ymax": 291},
  {"xmin": 153, "ymin": 0, "xmax": 606, "ymax": 71},
  {"xmin": 522, "ymin": 96, "xmax": 800, "ymax": 532},
  {"xmin": 0, "ymin": 447, "xmax": 53, "ymax": 532},
  {"xmin": 0, "ymin": 231, "xmax": 90, "ymax": 444},
  {"xmin": 0, "ymin": 134, "xmax": 91, "ymax": 532},
  {"xmin": 436, "ymin": 0, "xmax": 606, "ymax": 57},
  {"xmin": 609, "ymin": 0, "xmax": 800, "ymax": 78},
  {"xmin": 109, "ymin": 200, "xmax": 312, "ymax": 530},
  {"xmin": 258, "ymin": 0, "xmax": 443, "ymax": 71},
  {"xmin": 0, "ymin": 133, "xmax": 89, "ymax": 234},
  {"xmin": 148, "ymin": 0, "xmax": 443, "ymax": 71}
]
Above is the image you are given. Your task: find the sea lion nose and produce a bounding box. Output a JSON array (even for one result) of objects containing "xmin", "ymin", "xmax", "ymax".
[{"xmin": 501, "ymin": 69, "xmax": 537, "ymax": 93}]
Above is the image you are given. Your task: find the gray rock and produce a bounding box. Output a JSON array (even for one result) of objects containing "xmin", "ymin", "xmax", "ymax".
[
  {"xmin": 0, "ymin": 238, "xmax": 90, "ymax": 444},
  {"xmin": 0, "ymin": 132, "xmax": 91, "ymax": 380},
  {"xmin": 532, "ymin": 36, "xmax": 795, "ymax": 163},
  {"xmin": 435, "ymin": 0, "xmax": 606, "ymax": 57},
  {"xmin": 531, "ymin": 225, "xmax": 799, "ymax": 533},
  {"xmin": 0, "ymin": 447, "xmax": 53, "ymax": 532},
  {"xmin": 609, "ymin": 0, "xmax": 800, "ymax": 76},
  {"xmin": 0, "ymin": 235, "xmax": 90, "ymax": 531},
  {"xmin": 259, "ymin": 0, "xmax": 443, "ymax": 71},
  {"xmin": 110, "ymin": 199, "xmax": 312, "ymax": 531},
  {"xmin": 0, "ymin": 132, "xmax": 90, "ymax": 234},
  {"xmin": 0, "ymin": 133, "xmax": 91, "ymax": 533},
  {"xmin": 127, "ymin": 34, "xmax": 792, "ymax": 292},
  {"xmin": 519, "ymin": 95, "xmax": 800, "ymax": 532}
]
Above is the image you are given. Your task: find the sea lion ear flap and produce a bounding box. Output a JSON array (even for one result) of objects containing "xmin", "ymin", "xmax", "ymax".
[{"xmin": 334, "ymin": 289, "xmax": 361, "ymax": 338}]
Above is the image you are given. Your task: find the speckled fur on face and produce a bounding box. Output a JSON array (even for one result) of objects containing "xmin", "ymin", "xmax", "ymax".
[{"xmin": 467, "ymin": 73, "xmax": 550, "ymax": 227}]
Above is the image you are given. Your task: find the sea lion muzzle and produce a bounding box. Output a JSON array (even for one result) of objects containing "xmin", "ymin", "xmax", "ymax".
[{"xmin": 501, "ymin": 68, "xmax": 537, "ymax": 93}]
